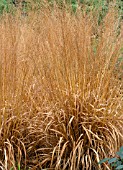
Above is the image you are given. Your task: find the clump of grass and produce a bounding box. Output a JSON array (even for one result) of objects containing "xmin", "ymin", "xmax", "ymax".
[{"xmin": 0, "ymin": 4, "xmax": 123, "ymax": 170}]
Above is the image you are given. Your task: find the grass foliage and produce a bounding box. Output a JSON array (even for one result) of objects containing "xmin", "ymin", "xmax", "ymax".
[{"xmin": 0, "ymin": 3, "xmax": 123, "ymax": 170}]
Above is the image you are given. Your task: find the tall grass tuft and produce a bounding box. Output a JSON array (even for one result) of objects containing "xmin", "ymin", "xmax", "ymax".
[{"xmin": 0, "ymin": 4, "xmax": 123, "ymax": 170}]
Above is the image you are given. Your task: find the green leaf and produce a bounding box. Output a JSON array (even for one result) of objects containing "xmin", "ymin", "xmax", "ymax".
[
  {"xmin": 116, "ymin": 161, "xmax": 122, "ymax": 166},
  {"xmin": 108, "ymin": 157, "xmax": 118, "ymax": 164},
  {"xmin": 18, "ymin": 164, "xmax": 20, "ymax": 170},
  {"xmin": 117, "ymin": 152, "xmax": 123, "ymax": 159},
  {"xmin": 116, "ymin": 165, "xmax": 123, "ymax": 169},
  {"xmin": 120, "ymin": 155, "xmax": 123, "ymax": 160},
  {"xmin": 120, "ymin": 147, "xmax": 123, "ymax": 152},
  {"xmin": 98, "ymin": 158, "xmax": 109, "ymax": 164},
  {"xmin": 10, "ymin": 167, "xmax": 14, "ymax": 170},
  {"xmin": 111, "ymin": 162, "xmax": 117, "ymax": 167},
  {"xmin": 117, "ymin": 146, "xmax": 123, "ymax": 159}
]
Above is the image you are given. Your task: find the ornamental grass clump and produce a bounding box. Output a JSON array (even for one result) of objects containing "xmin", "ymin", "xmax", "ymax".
[{"xmin": 0, "ymin": 4, "xmax": 123, "ymax": 170}]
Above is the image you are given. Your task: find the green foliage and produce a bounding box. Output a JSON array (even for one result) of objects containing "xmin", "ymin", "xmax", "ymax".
[
  {"xmin": 0, "ymin": 0, "xmax": 31, "ymax": 15},
  {"xmin": 0, "ymin": 0, "xmax": 123, "ymax": 19},
  {"xmin": 46, "ymin": 0, "xmax": 123, "ymax": 21},
  {"xmin": 117, "ymin": 0, "xmax": 123, "ymax": 19},
  {"xmin": 99, "ymin": 146, "xmax": 123, "ymax": 169},
  {"xmin": 0, "ymin": 0, "xmax": 15, "ymax": 14}
]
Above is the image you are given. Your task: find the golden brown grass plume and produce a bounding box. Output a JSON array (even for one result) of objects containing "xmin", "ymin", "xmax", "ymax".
[{"xmin": 0, "ymin": 3, "xmax": 123, "ymax": 170}]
